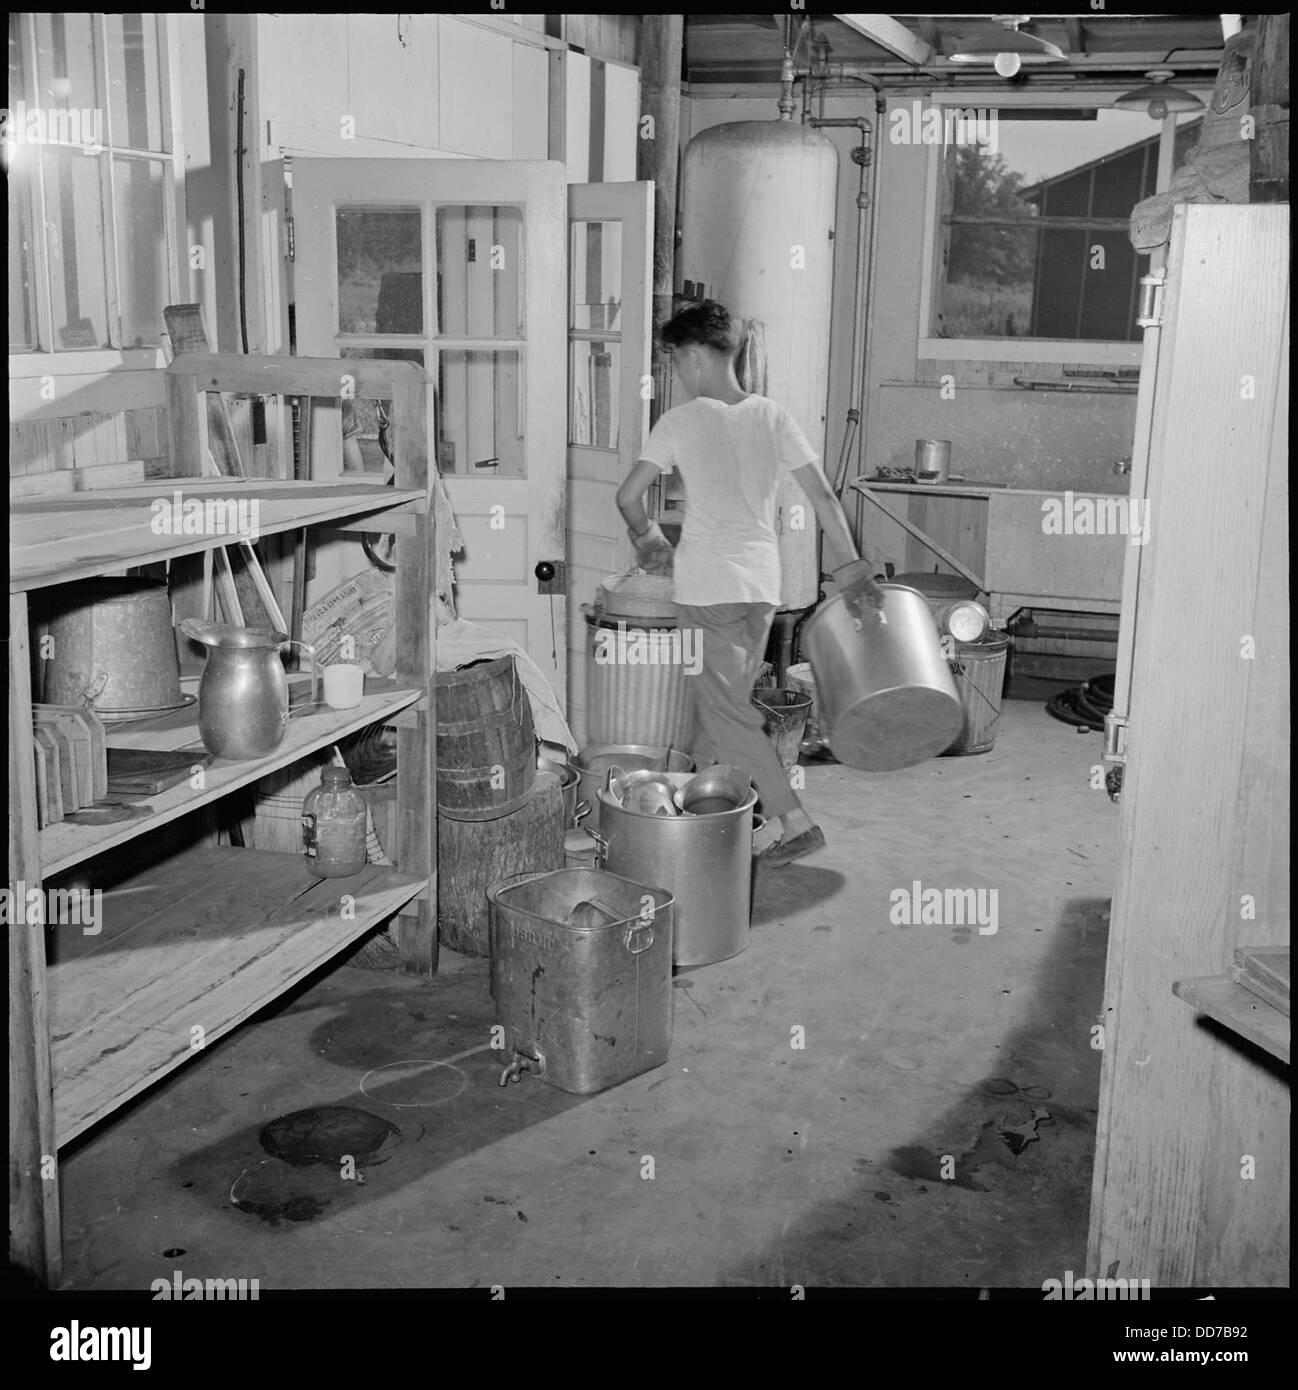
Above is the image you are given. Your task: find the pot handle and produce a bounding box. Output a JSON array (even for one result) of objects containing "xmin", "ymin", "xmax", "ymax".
[
  {"xmin": 582, "ymin": 822, "xmax": 608, "ymax": 866},
  {"xmin": 573, "ymin": 799, "xmax": 591, "ymax": 826},
  {"xmin": 624, "ymin": 922, "xmax": 655, "ymax": 955}
]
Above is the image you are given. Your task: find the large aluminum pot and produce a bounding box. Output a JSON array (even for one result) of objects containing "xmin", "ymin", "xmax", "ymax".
[
  {"xmin": 800, "ymin": 583, "xmax": 963, "ymax": 771},
  {"xmin": 590, "ymin": 772, "xmax": 758, "ymax": 967},
  {"xmin": 571, "ymin": 744, "xmax": 694, "ymax": 832}
]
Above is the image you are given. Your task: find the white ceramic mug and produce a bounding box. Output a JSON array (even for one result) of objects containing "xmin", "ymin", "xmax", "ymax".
[{"xmin": 322, "ymin": 663, "xmax": 364, "ymax": 709}]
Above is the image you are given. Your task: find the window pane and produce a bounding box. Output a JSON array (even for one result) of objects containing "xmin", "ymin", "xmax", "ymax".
[
  {"xmin": 44, "ymin": 149, "xmax": 111, "ymax": 349},
  {"xmin": 34, "ymin": 13, "xmax": 103, "ymax": 133},
  {"xmin": 438, "ymin": 350, "xmax": 524, "ymax": 477},
  {"xmin": 336, "ymin": 206, "xmax": 423, "ymax": 334},
  {"xmin": 434, "ymin": 205, "xmax": 523, "ymax": 337},
  {"xmin": 939, "ymin": 108, "xmax": 1162, "ymax": 343},
  {"xmin": 9, "ymin": 171, "xmax": 39, "ymax": 350},
  {"xmin": 338, "ymin": 345, "xmax": 426, "ymax": 474},
  {"xmin": 570, "ymin": 220, "xmax": 623, "ymax": 331},
  {"xmin": 114, "ymin": 158, "xmax": 167, "ymax": 347},
  {"xmin": 105, "ymin": 13, "xmax": 166, "ymax": 152},
  {"xmin": 938, "ymin": 224, "xmax": 1037, "ymax": 338},
  {"xmin": 570, "ymin": 340, "xmax": 621, "ymax": 448}
]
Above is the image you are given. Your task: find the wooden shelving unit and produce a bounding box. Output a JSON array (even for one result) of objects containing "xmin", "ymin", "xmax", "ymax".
[{"xmin": 8, "ymin": 354, "xmax": 439, "ymax": 1286}]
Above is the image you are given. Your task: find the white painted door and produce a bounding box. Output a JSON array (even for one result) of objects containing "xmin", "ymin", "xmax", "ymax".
[
  {"xmin": 291, "ymin": 158, "xmax": 568, "ymax": 687},
  {"xmin": 565, "ymin": 180, "xmax": 653, "ymax": 745}
]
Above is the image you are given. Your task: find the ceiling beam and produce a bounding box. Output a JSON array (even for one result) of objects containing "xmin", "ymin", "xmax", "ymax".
[
  {"xmin": 1065, "ymin": 18, "xmax": 1085, "ymax": 56},
  {"xmin": 832, "ymin": 14, "xmax": 933, "ymax": 65}
]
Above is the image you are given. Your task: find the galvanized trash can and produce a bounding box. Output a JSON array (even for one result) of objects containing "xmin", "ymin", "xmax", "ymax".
[{"xmin": 486, "ymin": 868, "xmax": 674, "ymax": 1094}]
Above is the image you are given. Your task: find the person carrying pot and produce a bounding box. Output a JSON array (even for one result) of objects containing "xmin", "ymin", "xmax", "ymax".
[{"xmin": 616, "ymin": 299, "xmax": 884, "ymax": 867}]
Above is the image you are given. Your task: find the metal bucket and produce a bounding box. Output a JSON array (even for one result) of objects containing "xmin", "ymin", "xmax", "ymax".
[
  {"xmin": 752, "ymin": 687, "xmax": 812, "ymax": 770},
  {"xmin": 800, "ymin": 583, "xmax": 964, "ymax": 771},
  {"xmin": 487, "ymin": 868, "xmax": 674, "ymax": 1094},
  {"xmin": 538, "ymin": 756, "xmax": 579, "ymax": 827},
  {"xmin": 571, "ymin": 743, "xmax": 694, "ymax": 832},
  {"xmin": 41, "ymin": 578, "xmax": 186, "ymax": 720},
  {"xmin": 590, "ymin": 772, "xmax": 758, "ymax": 968},
  {"xmin": 942, "ymin": 634, "xmax": 1011, "ymax": 755}
]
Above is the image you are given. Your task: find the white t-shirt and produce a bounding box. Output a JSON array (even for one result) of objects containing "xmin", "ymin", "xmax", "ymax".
[{"xmin": 639, "ymin": 394, "xmax": 817, "ymax": 606}]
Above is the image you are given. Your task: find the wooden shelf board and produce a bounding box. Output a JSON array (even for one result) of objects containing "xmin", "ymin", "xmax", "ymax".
[
  {"xmin": 1173, "ymin": 975, "xmax": 1291, "ymax": 1064},
  {"xmin": 9, "ymin": 480, "xmax": 426, "ymax": 592},
  {"xmin": 49, "ymin": 847, "xmax": 426, "ymax": 1146},
  {"xmin": 40, "ymin": 684, "xmax": 421, "ymax": 877}
]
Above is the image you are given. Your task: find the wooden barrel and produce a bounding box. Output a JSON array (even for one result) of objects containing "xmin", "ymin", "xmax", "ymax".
[
  {"xmin": 435, "ymin": 656, "xmax": 536, "ymax": 820},
  {"xmin": 437, "ymin": 775, "xmax": 565, "ymax": 956}
]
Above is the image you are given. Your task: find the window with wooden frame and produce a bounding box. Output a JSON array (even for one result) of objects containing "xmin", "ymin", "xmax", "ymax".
[
  {"xmin": 916, "ymin": 94, "xmax": 1208, "ymax": 365},
  {"xmin": 7, "ymin": 12, "xmax": 177, "ymax": 355}
]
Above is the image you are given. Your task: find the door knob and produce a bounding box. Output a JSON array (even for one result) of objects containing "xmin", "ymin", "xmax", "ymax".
[{"xmin": 534, "ymin": 561, "xmax": 555, "ymax": 582}]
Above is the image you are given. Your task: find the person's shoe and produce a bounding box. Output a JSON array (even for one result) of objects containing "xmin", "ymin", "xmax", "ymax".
[{"xmin": 757, "ymin": 824, "xmax": 826, "ymax": 867}]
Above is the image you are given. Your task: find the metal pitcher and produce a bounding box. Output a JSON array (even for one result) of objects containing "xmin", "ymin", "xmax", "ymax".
[{"xmin": 180, "ymin": 619, "xmax": 291, "ymax": 760}]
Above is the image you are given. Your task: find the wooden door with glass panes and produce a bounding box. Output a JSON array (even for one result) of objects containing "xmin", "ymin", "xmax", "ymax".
[
  {"xmin": 565, "ymin": 180, "xmax": 653, "ymax": 743},
  {"xmin": 291, "ymin": 158, "xmax": 567, "ymax": 688}
]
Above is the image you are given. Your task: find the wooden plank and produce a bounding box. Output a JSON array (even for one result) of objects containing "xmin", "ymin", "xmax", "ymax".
[
  {"xmin": 11, "ymin": 481, "xmax": 424, "ymax": 592},
  {"xmin": 166, "ymin": 367, "xmax": 203, "ymax": 479},
  {"xmin": 851, "ymin": 482, "xmax": 987, "ymax": 591},
  {"xmin": 39, "ymin": 685, "xmax": 421, "ymax": 877},
  {"xmin": 1230, "ymin": 947, "xmax": 1291, "ymax": 1017},
  {"xmin": 164, "ymin": 352, "xmax": 425, "ymax": 402},
  {"xmin": 1087, "ymin": 206, "xmax": 1290, "ymax": 1288},
  {"xmin": 389, "ymin": 370, "xmax": 437, "ymax": 975},
  {"xmin": 1173, "ymin": 976, "xmax": 1290, "ymax": 1064},
  {"xmin": 7, "ymin": 592, "xmax": 61, "ymax": 1285},
  {"xmin": 48, "ymin": 847, "xmax": 426, "ymax": 1145}
]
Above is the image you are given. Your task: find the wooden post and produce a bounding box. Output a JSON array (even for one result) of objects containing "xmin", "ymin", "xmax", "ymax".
[
  {"xmin": 636, "ymin": 15, "xmax": 684, "ymax": 427},
  {"xmin": 8, "ymin": 593, "xmax": 60, "ymax": 1286},
  {"xmin": 390, "ymin": 371, "xmax": 438, "ymax": 976},
  {"xmin": 1249, "ymin": 13, "xmax": 1290, "ymax": 203}
]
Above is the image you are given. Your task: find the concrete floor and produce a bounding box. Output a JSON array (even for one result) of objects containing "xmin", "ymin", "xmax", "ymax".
[{"xmin": 60, "ymin": 697, "xmax": 1116, "ymax": 1290}]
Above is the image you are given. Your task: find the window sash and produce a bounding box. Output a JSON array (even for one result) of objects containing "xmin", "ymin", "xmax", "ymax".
[
  {"xmin": 915, "ymin": 91, "xmax": 1206, "ymax": 364},
  {"xmin": 10, "ymin": 11, "xmax": 177, "ymax": 357}
]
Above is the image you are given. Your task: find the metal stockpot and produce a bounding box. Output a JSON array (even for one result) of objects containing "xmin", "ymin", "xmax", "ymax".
[
  {"xmin": 800, "ymin": 583, "xmax": 963, "ymax": 771},
  {"xmin": 590, "ymin": 772, "xmax": 759, "ymax": 967},
  {"xmin": 571, "ymin": 743, "xmax": 694, "ymax": 832}
]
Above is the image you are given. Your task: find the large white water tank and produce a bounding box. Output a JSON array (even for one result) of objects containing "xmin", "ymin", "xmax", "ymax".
[{"xmin": 678, "ymin": 120, "xmax": 838, "ymax": 611}]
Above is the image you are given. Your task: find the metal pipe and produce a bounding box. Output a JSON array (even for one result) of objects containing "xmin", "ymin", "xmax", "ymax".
[
  {"xmin": 636, "ymin": 15, "xmax": 684, "ymax": 428},
  {"xmin": 853, "ymin": 96, "xmax": 886, "ymax": 547},
  {"xmin": 809, "ymin": 117, "xmax": 872, "ymax": 509}
]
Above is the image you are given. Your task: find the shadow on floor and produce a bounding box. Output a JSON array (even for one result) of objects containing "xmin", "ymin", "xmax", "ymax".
[{"xmin": 713, "ymin": 894, "xmax": 1111, "ymax": 1290}]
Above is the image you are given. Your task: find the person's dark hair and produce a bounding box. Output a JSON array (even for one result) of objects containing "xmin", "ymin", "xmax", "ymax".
[{"xmin": 659, "ymin": 299, "xmax": 741, "ymax": 354}]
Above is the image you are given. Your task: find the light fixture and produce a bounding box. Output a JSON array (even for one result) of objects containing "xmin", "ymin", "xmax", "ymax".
[
  {"xmin": 1114, "ymin": 68, "xmax": 1205, "ymax": 121},
  {"xmin": 948, "ymin": 15, "xmax": 1067, "ymax": 78}
]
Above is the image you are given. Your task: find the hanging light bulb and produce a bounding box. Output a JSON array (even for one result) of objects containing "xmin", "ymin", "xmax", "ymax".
[
  {"xmin": 1114, "ymin": 68, "xmax": 1204, "ymax": 120},
  {"xmin": 993, "ymin": 51, "xmax": 1022, "ymax": 79}
]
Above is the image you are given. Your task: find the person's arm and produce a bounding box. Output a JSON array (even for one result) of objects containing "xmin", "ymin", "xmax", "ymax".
[
  {"xmin": 792, "ymin": 462, "xmax": 885, "ymax": 612},
  {"xmin": 617, "ymin": 458, "xmax": 674, "ymax": 574},
  {"xmin": 616, "ymin": 459, "xmax": 663, "ymax": 537},
  {"xmin": 791, "ymin": 462, "xmax": 859, "ymax": 571}
]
